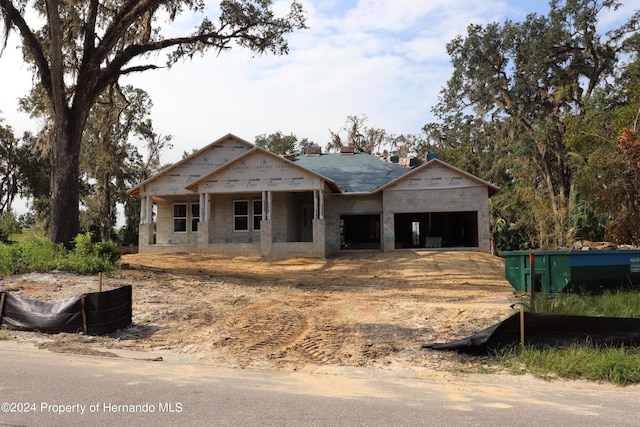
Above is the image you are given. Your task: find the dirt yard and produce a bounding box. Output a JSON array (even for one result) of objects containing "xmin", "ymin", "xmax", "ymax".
[{"xmin": 0, "ymin": 251, "xmax": 517, "ymax": 373}]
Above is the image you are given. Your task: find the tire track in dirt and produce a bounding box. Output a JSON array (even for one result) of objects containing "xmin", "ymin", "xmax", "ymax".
[
  {"xmin": 213, "ymin": 301, "xmax": 310, "ymax": 365},
  {"xmin": 293, "ymin": 315, "xmax": 346, "ymax": 364}
]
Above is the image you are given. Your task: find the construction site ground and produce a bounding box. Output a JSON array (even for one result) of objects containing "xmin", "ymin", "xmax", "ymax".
[{"xmin": 0, "ymin": 250, "xmax": 517, "ymax": 375}]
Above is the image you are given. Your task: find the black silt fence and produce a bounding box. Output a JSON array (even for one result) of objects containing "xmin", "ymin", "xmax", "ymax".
[{"xmin": 0, "ymin": 285, "xmax": 132, "ymax": 335}]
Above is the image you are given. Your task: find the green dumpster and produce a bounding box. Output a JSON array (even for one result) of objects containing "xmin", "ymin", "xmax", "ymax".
[{"xmin": 503, "ymin": 250, "xmax": 640, "ymax": 293}]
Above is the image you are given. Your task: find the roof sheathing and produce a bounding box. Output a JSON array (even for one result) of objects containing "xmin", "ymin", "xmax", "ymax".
[
  {"xmin": 185, "ymin": 146, "xmax": 340, "ymax": 193},
  {"xmin": 374, "ymin": 158, "xmax": 500, "ymax": 196},
  {"xmin": 293, "ymin": 152, "xmax": 410, "ymax": 193},
  {"xmin": 128, "ymin": 133, "xmax": 253, "ymax": 197}
]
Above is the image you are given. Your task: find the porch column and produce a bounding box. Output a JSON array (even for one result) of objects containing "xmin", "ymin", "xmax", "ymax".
[
  {"xmin": 139, "ymin": 195, "xmax": 152, "ymax": 224},
  {"xmin": 140, "ymin": 196, "xmax": 146, "ymax": 224},
  {"xmin": 262, "ymin": 191, "xmax": 268, "ymax": 220},
  {"xmin": 199, "ymin": 193, "xmax": 206, "ymax": 222},
  {"xmin": 197, "ymin": 193, "xmax": 211, "ymax": 250},
  {"xmin": 313, "ymin": 190, "xmax": 317, "ymax": 219},
  {"xmin": 313, "ymin": 190, "xmax": 324, "ymax": 220},
  {"xmin": 205, "ymin": 194, "xmax": 211, "ymax": 222},
  {"xmin": 138, "ymin": 195, "xmax": 155, "ymax": 248}
]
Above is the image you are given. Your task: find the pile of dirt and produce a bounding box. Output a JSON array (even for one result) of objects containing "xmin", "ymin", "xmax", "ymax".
[{"xmin": 0, "ymin": 250, "xmax": 516, "ymax": 373}]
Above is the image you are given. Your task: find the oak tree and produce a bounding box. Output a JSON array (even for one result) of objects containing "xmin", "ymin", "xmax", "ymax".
[{"xmin": 0, "ymin": 0, "xmax": 306, "ymax": 247}]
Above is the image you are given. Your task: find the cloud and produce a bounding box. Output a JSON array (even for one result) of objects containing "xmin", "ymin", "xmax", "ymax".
[{"xmin": 1, "ymin": 0, "xmax": 637, "ymax": 168}]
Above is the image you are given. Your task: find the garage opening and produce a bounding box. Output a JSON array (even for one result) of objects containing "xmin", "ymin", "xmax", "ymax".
[
  {"xmin": 340, "ymin": 214, "xmax": 381, "ymax": 250},
  {"xmin": 394, "ymin": 212, "xmax": 478, "ymax": 249}
]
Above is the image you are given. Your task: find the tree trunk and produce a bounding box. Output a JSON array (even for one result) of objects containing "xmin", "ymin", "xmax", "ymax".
[{"xmin": 48, "ymin": 115, "xmax": 83, "ymax": 248}]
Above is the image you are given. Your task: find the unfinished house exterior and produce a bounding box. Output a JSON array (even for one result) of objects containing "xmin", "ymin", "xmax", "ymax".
[{"xmin": 128, "ymin": 134, "xmax": 499, "ymax": 258}]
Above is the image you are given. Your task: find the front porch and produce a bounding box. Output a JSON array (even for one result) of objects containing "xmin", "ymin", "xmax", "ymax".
[{"xmin": 138, "ymin": 190, "xmax": 328, "ymax": 258}]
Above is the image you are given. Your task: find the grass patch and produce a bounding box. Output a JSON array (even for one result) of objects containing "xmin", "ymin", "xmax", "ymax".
[
  {"xmin": 527, "ymin": 291, "xmax": 640, "ymax": 318},
  {"xmin": 493, "ymin": 343, "xmax": 640, "ymax": 385},
  {"xmin": 492, "ymin": 291, "xmax": 640, "ymax": 385},
  {"xmin": 0, "ymin": 330, "xmax": 9, "ymax": 340}
]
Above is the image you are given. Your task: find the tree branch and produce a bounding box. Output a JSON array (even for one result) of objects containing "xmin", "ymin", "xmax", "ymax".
[{"xmin": 0, "ymin": 0, "xmax": 53, "ymax": 101}]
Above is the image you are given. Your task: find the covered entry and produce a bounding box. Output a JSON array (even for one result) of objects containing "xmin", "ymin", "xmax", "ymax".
[
  {"xmin": 394, "ymin": 212, "xmax": 478, "ymax": 249},
  {"xmin": 340, "ymin": 214, "xmax": 381, "ymax": 250}
]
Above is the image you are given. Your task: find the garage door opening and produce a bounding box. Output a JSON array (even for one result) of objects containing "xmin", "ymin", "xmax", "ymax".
[
  {"xmin": 394, "ymin": 212, "xmax": 478, "ymax": 249},
  {"xmin": 340, "ymin": 214, "xmax": 381, "ymax": 250}
]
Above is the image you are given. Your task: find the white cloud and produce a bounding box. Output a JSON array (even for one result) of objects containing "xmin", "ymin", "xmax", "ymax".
[{"xmin": 1, "ymin": 0, "xmax": 638, "ymax": 170}]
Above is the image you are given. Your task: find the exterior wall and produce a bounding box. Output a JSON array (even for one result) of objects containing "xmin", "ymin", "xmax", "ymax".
[
  {"xmin": 382, "ymin": 186, "xmax": 491, "ymax": 253},
  {"xmin": 209, "ymin": 193, "xmax": 262, "ymax": 244},
  {"xmin": 155, "ymin": 197, "xmax": 199, "ymax": 246},
  {"xmin": 323, "ymin": 193, "xmax": 383, "ymax": 256},
  {"xmin": 271, "ymin": 192, "xmax": 289, "ymax": 243}
]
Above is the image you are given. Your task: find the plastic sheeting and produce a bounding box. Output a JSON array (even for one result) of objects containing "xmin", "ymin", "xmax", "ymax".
[
  {"xmin": 0, "ymin": 285, "xmax": 132, "ymax": 335},
  {"xmin": 425, "ymin": 312, "xmax": 640, "ymax": 354}
]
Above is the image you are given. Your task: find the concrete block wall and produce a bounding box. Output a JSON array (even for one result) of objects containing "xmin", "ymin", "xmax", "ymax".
[
  {"xmin": 323, "ymin": 193, "xmax": 383, "ymax": 255},
  {"xmin": 155, "ymin": 199, "xmax": 198, "ymax": 245},
  {"xmin": 209, "ymin": 194, "xmax": 262, "ymax": 244},
  {"xmin": 383, "ymin": 187, "xmax": 491, "ymax": 253}
]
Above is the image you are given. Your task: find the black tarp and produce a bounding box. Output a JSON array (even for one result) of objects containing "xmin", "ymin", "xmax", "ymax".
[
  {"xmin": 0, "ymin": 285, "xmax": 132, "ymax": 335},
  {"xmin": 425, "ymin": 312, "xmax": 640, "ymax": 354},
  {"xmin": 0, "ymin": 293, "xmax": 83, "ymax": 333},
  {"xmin": 84, "ymin": 286, "xmax": 132, "ymax": 335}
]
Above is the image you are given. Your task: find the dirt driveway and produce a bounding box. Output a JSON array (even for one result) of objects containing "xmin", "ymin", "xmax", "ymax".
[{"xmin": 0, "ymin": 250, "xmax": 517, "ymax": 373}]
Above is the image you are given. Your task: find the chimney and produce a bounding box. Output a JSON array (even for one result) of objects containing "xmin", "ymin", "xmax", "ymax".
[
  {"xmin": 340, "ymin": 146, "xmax": 355, "ymax": 155},
  {"xmin": 306, "ymin": 146, "xmax": 322, "ymax": 157}
]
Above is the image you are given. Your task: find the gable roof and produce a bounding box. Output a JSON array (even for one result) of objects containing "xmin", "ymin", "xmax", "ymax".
[
  {"xmin": 374, "ymin": 158, "xmax": 500, "ymax": 196},
  {"xmin": 293, "ymin": 152, "xmax": 410, "ymax": 193},
  {"xmin": 128, "ymin": 133, "xmax": 498, "ymax": 198},
  {"xmin": 128, "ymin": 133, "xmax": 253, "ymax": 197},
  {"xmin": 185, "ymin": 146, "xmax": 341, "ymax": 193}
]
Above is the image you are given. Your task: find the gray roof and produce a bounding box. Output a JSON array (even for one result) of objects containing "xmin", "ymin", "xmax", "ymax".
[{"xmin": 293, "ymin": 152, "xmax": 411, "ymax": 193}]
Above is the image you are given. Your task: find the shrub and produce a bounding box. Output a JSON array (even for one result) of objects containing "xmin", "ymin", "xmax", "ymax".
[{"xmin": 0, "ymin": 234, "xmax": 121, "ymax": 276}]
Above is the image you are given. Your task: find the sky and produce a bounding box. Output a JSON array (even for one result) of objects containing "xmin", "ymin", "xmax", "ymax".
[{"xmin": 1, "ymin": 0, "xmax": 640, "ymax": 215}]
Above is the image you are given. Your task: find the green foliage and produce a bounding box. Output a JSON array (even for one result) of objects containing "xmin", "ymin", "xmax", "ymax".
[
  {"xmin": 0, "ymin": 236, "xmax": 65, "ymax": 275},
  {"xmin": 0, "ymin": 330, "xmax": 8, "ymax": 340},
  {"xmin": 428, "ymin": 1, "xmax": 640, "ymax": 249},
  {"xmin": 255, "ymin": 131, "xmax": 302, "ymax": 155},
  {"xmin": 0, "ymin": 234, "xmax": 121, "ymax": 276},
  {"xmin": 0, "ymin": 211, "xmax": 21, "ymax": 242}
]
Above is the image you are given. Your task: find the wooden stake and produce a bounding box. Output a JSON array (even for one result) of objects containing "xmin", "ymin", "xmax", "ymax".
[
  {"xmin": 529, "ymin": 252, "xmax": 536, "ymax": 302},
  {"xmin": 519, "ymin": 303, "xmax": 525, "ymax": 347},
  {"xmin": 81, "ymin": 295, "xmax": 87, "ymax": 334},
  {"xmin": 99, "ymin": 272, "xmax": 103, "ymax": 293},
  {"xmin": 0, "ymin": 292, "xmax": 5, "ymax": 325}
]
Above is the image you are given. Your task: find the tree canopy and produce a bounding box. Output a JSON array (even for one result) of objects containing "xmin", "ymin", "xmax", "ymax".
[
  {"xmin": 0, "ymin": 0, "xmax": 306, "ymax": 247},
  {"xmin": 427, "ymin": 0, "xmax": 640, "ymax": 249}
]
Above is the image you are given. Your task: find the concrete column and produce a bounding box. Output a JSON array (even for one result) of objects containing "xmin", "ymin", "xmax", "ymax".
[
  {"xmin": 139, "ymin": 222, "xmax": 154, "ymax": 247},
  {"xmin": 205, "ymin": 194, "xmax": 211, "ymax": 222},
  {"xmin": 313, "ymin": 190, "xmax": 318, "ymax": 220},
  {"xmin": 262, "ymin": 191, "xmax": 267, "ymax": 221},
  {"xmin": 146, "ymin": 196, "xmax": 153, "ymax": 224},
  {"xmin": 140, "ymin": 195, "xmax": 152, "ymax": 224},
  {"xmin": 139, "ymin": 196, "xmax": 146, "ymax": 224},
  {"xmin": 199, "ymin": 193, "xmax": 206, "ymax": 222}
]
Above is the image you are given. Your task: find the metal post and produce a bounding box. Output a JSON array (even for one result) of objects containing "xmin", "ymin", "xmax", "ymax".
[{"xmin": 529, "ymin": 251, "xmax": 536, "ymax": 303}]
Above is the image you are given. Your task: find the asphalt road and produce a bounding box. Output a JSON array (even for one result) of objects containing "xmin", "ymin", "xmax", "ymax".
[{"xmin": 1, "ymin": 341, "xmax": 639, "ymax": 427}]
